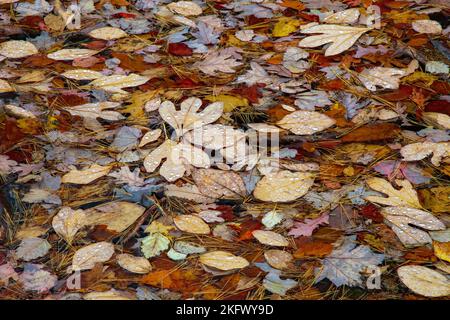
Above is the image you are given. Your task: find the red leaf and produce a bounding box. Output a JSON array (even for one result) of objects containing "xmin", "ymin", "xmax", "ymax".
[
  {"xmin": 424, "ymin": 100, "xmax": 450, "ymax": 116},
  {"xmin": 168, "ymin": 43, "xmax": 193, "ymax": 56}
]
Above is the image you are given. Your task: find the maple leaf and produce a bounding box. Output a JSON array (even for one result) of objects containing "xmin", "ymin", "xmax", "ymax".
[
  {"xmin": 288, "ymin": 213, "xmax": 329, "ymax": 237},
  {"xmin": 315, "ymin": 236, "xmax": 384, "ymax": 287},
  {"xmin": 108, "ymin": 166, "xmax": 145, "ymax": 187},
  {"xmin": 193, "ymin": 49, "xmax": 243, "ymax": 76}
]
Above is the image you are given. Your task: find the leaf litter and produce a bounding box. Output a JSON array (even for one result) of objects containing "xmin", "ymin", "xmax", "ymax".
[{"xmin": 0, "ymin": 0, "xmax": 449, "ymax": 301}]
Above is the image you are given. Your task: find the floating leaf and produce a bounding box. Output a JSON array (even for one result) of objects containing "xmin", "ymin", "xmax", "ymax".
[
  {"xmin": 199, "ymin": 251, "xmax": 249, "ymax": 271},
  {"xmin": 398, "ymin": 265, "xmax": 450, "ymax": 297},
  {"xmin": 61, "ymin": 164, "xmax": 111, "ymax": 185},
  {"xmin": 276, "ymin": 111, "xmax": 335, "ymax": 135},
  {"xmin": 71, "ymin": 242, "xmax": 115, "ymax": 272},
  {"xmin": 299, "ymin": 25, "xmax": 371, "ymax": 56},
  {"xmin": 254, "ymin": 171, "xmax": 315, "ymax": 202}
]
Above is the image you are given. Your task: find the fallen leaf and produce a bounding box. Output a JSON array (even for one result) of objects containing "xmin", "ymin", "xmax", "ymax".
[
  {"xmin": 71, "ymin": 242, "xmax": 115, "ymax": 272},
  {"xmin": 173, "ymin": 215, "xmax": 211, "ymax": 234},
  {"xmin": 200, "ymin": 251, "xmax": 249, "ymax": 271},
  {"xmin": 276, "ymin": 111, "xmax": 335, "ymax": 135},
  {"xmin": 61, "ymin": 164, "xmax": 111, "ymax": 185},
  {"xmin": 398, "ymin": 265, "xmax": 450, "ymax": 297}
]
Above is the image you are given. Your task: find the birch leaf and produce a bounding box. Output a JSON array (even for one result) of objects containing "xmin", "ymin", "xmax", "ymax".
[
  {"xmin": 199, "ymin": 251, "xmax": 249, "ymax": 271},
  {"xmin": 276, "ymin": 111, "xmax": 335, "ymax": 135},
  {"xmin": 253, "ymin": 171, "xmax": 315, "ymax": 202},
  {"xmin": 65, "ymin": 102, "xmax": 124, "ymax": 121},
  {"xmin": 252, "ymin": 230, "xmax": 289, "ymax": 247},
  {"xmin": 398, "ymin": 266, "xmax": 450, "ymax": 297},
  {"xmin": 381, "ymin": 207, "xmax": 445, "ymax": 247},
  {"xmin": 52, "ymin": 207, "xmax": 86, "ymax": 243},
  {"xmin": 159, "ymin": 97, "xmax": 223, "ymax": 137},
  {"xmin": 15, "ymin": 238, "xmax": 51, "ymax": 261},
  {"xmin": 117, "ymin": 253, "xmax": 152, "ymax": 274},
  {"xmin": 89, "ymin": 27, "xmax": 128, "ymax": 40},
  {"xmin": 61, "ymin": 164, "xmax": 111, "ymax": 184},
  {"xmin": 71, "ymin": 242, "xmax": 115, "ymax": 272},
  {"xmin": 365, "ymin": 178, "xmax": 422, "ymax": 208},
  {"xmin": 299, "ymin": 24, "xmax": 371, "ymax": 56},
  {"xmin": 173, "ymin": 214, "xmax": 211, "ymax": 234},
  {"xmin": 47, "ymin": 49, "xmax": 98, "ymax": 60},
  {"xmin": 0, "ymin": 40, "xmax": 38, "ymax": 58},
  {"xmin": 61, "ymin": 69, "xmax": 104, "ymax": 80},
  {"xmin": 141, "ymin": 233, "xmax": 170, "ymax": 258}
]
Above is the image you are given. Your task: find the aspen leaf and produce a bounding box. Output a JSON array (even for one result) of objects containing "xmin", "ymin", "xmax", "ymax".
[
  {"xmin": 117, "ymin": 253, "xmax": 152, "ymax": 274},
  {"xmin": 89, "ymin": 74, "xmax": 150, "ymax": 93},
  {"xmin": 84, "ymin": 201, "xmax": 146, "ymax": 233},
  {"xmin": 71, "ymin": 242, "xmax": 115, "ymax": 271},
  {"xmin": 199, "ymin": 251, "xmax": 249, "ymax": 271},
  {"xmin": 276, "ymin": 111, "xmax": 335, "ymax": 135},
  {"xmin": 173, "ymin": 215, "xmax": 210, "ymax": 235},
  {"xmin": 61, "ymin": 69, "xmax": 104, "ymax": 80},
  {"xmin": 167, "ymin": 1, "xmax": 202, "ymax": 16},
  {"xmin": 273, "ymin": 17, "xmax": 301, "ymax": 37},
  {"xmin": 433, "ymin": 241, "xmax": 450, "ymax": 263},
  {"xmin": 0, "ymin": 40, "xmax": 38, "ymax": 58},
  {"xmin": 141, "ymin": 233, "xmax": 170, "ymax": 258},
  {"xmin": 264, "ymin": 250, "xmax": 293, "ymax": 270},
  {"xmin": 47, "ymin": 49, "xmax": 98, "ymax": 61},
  {"xmin": 299, "ymin": 25, "xmax": 371, "ymax": 56},
  {"xmin": 52, "ymin": 207, "xmax": 86, "ymax": 243},
  {"xmin": 398, "ymin": 265, "xmax": 450, "ymax": 297},
  {"xmin": 62, "ymin": 164, "xmax": 111, "ymax": 184},
  {"xmin": 252, "ymin": 230, "xmax": 289, "ymax": 247},
  {"xmin": 89, "ymin": 27, "xmax": 128, "ymax": 40},
  {"xmin": 254, "ymin": 171, "xmax": 315, "ymax": 202}
]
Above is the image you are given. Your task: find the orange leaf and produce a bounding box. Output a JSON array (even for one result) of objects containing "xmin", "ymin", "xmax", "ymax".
[{"xmin": 341, "ymin": 123, "xmax": 400, "ymax": 143}]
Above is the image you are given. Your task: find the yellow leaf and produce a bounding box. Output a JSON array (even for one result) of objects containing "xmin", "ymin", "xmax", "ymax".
[
  {"xmin": 273, "ymin": 17, "xmax": 301, "ymax": 37},
  {"xmin": 433, "ymin": 241, "xmax": 450, "ymax": 263},
  {"xmin": 205, "ymin": 94, "xmax": 248, "ymax": 112},
  {"xmin": 144, "ymin": 220, "xmax": 174, "ymax": 236}
]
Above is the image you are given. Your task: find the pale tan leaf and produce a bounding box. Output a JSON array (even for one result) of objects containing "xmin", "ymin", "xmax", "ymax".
[
  {"xmin": 398, "ymin": 266, "xmax": 450, "ymax": 297},
  {"xmin": 0, "ymin": 79, "xmax": 14, "ymax": 93},
  {"xmin": 412, "ymin": 20, "xmax": 442, "ymax": 34},
  {"xmin": 276, "ymin": 111, "xmax": 335, "ymax": 135},
  {"xmin": 252, "ymin": 230, "xmax": 289, "ymax": 247},
  {"xmin": 298, "ymin": 24, "xmax": 371, "ymax": 56},
  {"xmin": 173, "ymin": 214, "xmax": 211, "ymax": 234},
  {"xmin": 84, "ymin": 201, "xmax": 146, "ymax": 233},
  {"xmin": 159, "ymin": 97, "xmax": 223, "ymax": 137},
  {"xmin": 167, "ymin": 1, "xmax": 202, "ymax": 16},
  {"xmin": 0, "ymin": 40, "xmax": 38, "ymax": 58},
  {"xmin": 61, "ymin": 164, "xmax": 111, "ymax": 185},
  {"xmin": 71, "ymin": 242, "xmax": 115, "ymax": 272},
  {"xmin": 183, "ymin": 124, "xmax": 246, "ymax": 149},
  {"xmin": 52, "ymin": 207, "xmax": 86, "ymax": 243},
  {"xmin": 116, "ymin": 253, "xmax": 152, "ymax": 274},
  {"xmin": 400, "ymin": 142, "xmax": 450, "ymax": 166},
  {"xmin": 65, "ymin": 102, "xmax": 124, "ymax": 121},
  {"xmin": 423, "ymin": 112, "xmax": 450, "ymax": 130},
  {"xmin": 61, "ymin": 69, "xmax": 104, "ymax": 80},
  {"xmin": 381, "ymin": 207, "xmax": 445, "ymax": 247},
  {"xmin": 47, "ymin": 49, "xmax": 98, "ymax": 61},
  {"xmin": 164, "ymin": 183, "xmax": 216, "ymax": 204},
  {"xmin": 90, "ymin": 74, "xmax": 150, "ymax": 93},
  {"xmin": 88, "ymin": 27, "xmax": 127, "ymax": 40},
  {"xmin": 247, "ymin": 123, "xmax": 282, "ymax": 133},
  {"xmin": 358, "ymin": 60, "xmax": 418, "ymax": 91},
  {"xmin": 4, "ymin": 105, "xmax": 36, "ymax": 119},
  {"xmin": 139, "ymin": 129, "xmax": 162, "ymax": 147},
  {"xmin": 323, "ymin": 8, "xmax": 360, "ymax": 24},
  {"xmin": 199, "ymin": 251, "xmax": 249, "ymax": 271},
  {"xmin": 253, "ymin": 170, "xmax": 315, "ymax": 202},
  {"xmin": 83, "ymin": 289, "xmax": 133, "ymax": 300},
  {"xmin": 365, "ymin": 178, "xmax": 422, "ymax": 208},
  {"xmin": 192, "ymin": 168, "xmax": 247, "ymax": 199},
  {"xmin": 264, "ymin": 250, "xmax": 293, "ymax": 270}
]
